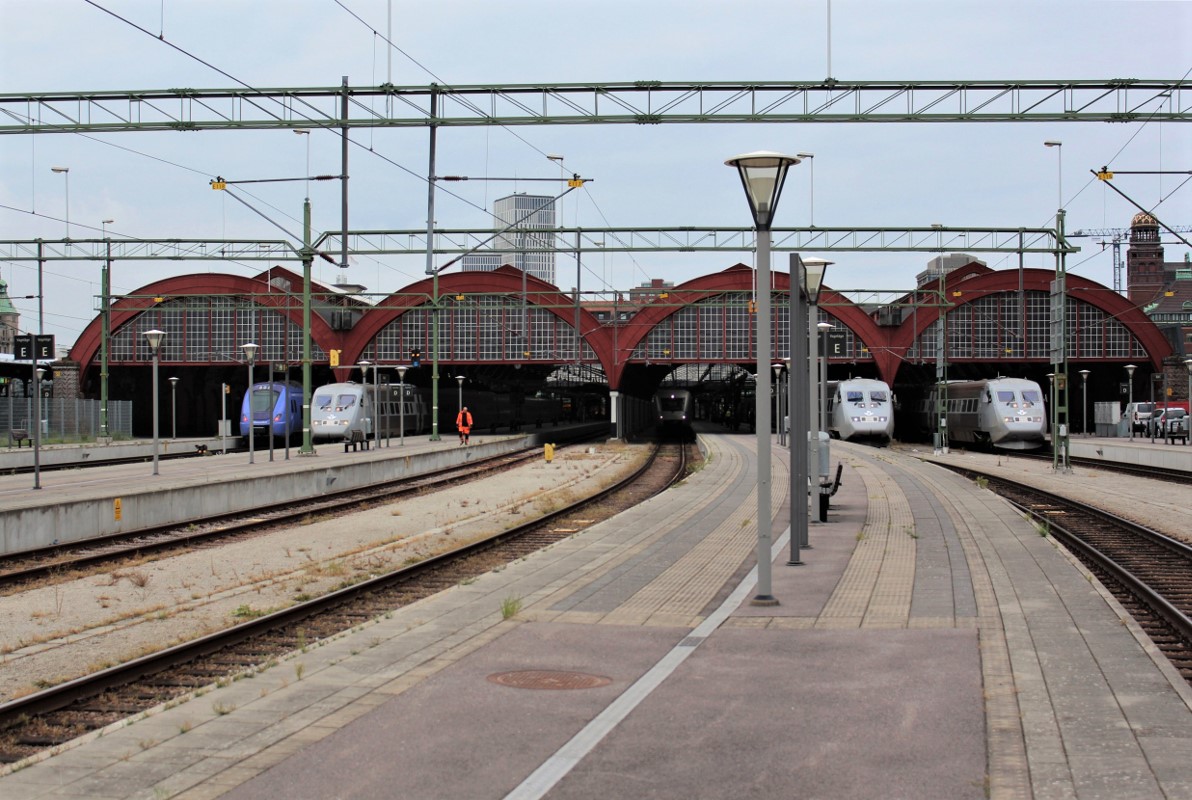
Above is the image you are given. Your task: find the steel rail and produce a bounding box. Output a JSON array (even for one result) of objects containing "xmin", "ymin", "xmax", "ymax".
[{"xmin": 0, "ymin": 441, "xmax": 678, "ymax": 728}]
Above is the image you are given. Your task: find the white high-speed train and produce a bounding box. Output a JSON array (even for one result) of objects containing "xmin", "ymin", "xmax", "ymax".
[
  {"xmin": 826, "ymin": 378, "xmax": 895, "ymax": 444},
  {"xmin": 310, "ymin": 382, "xmax": 427, "ymax": 441},
  {"xmin": 920, "ymin": 378, "xmax": 1047, "ymax": 450}
]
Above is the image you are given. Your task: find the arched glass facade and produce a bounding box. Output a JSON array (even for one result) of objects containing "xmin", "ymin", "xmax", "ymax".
[
  {"xmin": 912, "ymin": 291, "xmax": 1145, "ymax": 361},
  {"xmin": 110, "ymin": 297, "xmax": 323, "ymax": 364}
]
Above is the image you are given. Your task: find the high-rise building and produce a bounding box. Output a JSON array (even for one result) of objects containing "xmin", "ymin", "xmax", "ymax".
[{"xmin": 462, "ymin": 194, "xmax": 557, "ymax": 284}]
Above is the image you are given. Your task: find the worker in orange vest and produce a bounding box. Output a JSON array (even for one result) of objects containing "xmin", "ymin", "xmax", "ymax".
[{"xmin": 456, "ymin": 406, "xmax": 473, "ymax": 445}]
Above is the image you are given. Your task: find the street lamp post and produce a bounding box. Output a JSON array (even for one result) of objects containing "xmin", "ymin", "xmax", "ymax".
[
  {"xmin": 101, "ymin": 219, "xmax": 114, "ymax": 237},
  {"xmin": 50, "ymin": 166, "xmax": 70, "ymax": 240},
  {"xmin": 1044, "ymin": 141, "xmax": 1062, "ymax": 219},
  {"xmin": 772, "ymin": 363, "xmax": 785, "ymax": 447},
  {"xmin": 1185, "ymin": 359, "xmax": 1192, "ymax": 446},
  {"xmin": 359, "ymin": 361, "xmax": 373, "ymax": 444},
  {"xmin": 795, "ymin": 153, "xmax": 814, "ymax": 226},
  {"xmin": 456, "ymin": 375, "xmax": 465, "ymax": 438},
  {"xmin": 397, "ymin": 365, "xmax": 408, "ymax": 446},
  {"xmin": 726, "ymin": 150, "xmax": 801, "ymax": 606},
  {"xmin": 1125, "ymin": 364, "xmax": 1136, "ymax": 439},
  {"xmin": 1151, "ymin": 373, "xmax": 1160, "ymax": 443},
  {"xmin": 803, "ymin": 259, "xmax": 832, "ymax": 526},
  {"xmin": 817, "ymin": 319, "xmax": 833, "ymax": 457},
  {"xmin": 1079, "ymin": 369, "xmax": 1090, "ymax": 436},
  {"xmin": 32, "ymin": 367, "xmax": 45, "ymax": 490},
  {"xmin": 242, "ymin": 343, "xmax": 258, "ymax": 464},
  {"xmin": 144, "ymin": 329, "xmax": 166, "ymax": 475},
  {"xmin": 169, "ymin": 377, "xmax": 179, "ymax": 439}
]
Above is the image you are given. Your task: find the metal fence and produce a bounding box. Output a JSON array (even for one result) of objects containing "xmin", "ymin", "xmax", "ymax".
[{"xmin": 1, "ymin": 398, "xmax": 134, "ymax": 444}]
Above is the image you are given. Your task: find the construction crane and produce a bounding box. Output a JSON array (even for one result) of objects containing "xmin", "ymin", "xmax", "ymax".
[{"xmin": 1069, "ymin": 225, "xmax": 1192, "ymax": 294}]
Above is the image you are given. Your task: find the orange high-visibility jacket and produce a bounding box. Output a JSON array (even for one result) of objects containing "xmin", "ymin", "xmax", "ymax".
[{"xmin": 456, "ymin": 409, "xmax": 473, "ymax": 432}]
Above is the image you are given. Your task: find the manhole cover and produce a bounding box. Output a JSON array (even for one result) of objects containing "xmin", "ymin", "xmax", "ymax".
[{"xmin": 487, "ymin": 670, "xmax": 612, "ymax": 690}]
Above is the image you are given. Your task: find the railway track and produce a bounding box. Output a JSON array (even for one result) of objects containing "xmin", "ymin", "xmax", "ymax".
[
  {"xmin": 0, "ymin": 442, "xmax": 690, "ymax": 764},
  {"xmin": 0, "ymin": 445, "xmax": 561, "ymax": 591},
  {"xmin": 938, "ymin": 464, "xmax": 1192, "ymax": 686},
  {"xmin": 1012, "ymin": 449, "xmax": 1192, "ymax": 485}
]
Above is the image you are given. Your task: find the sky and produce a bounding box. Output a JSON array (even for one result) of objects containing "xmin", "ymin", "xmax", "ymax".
[{"xmin": 1, "ymin": 0, "xmax": 1190, "ymax": 350}]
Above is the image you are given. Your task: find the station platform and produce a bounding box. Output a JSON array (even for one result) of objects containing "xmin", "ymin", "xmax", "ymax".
[
  {"xmin": 1, "ymin": 434, "xmax": 1190, "ymax": 799},
  {"xmin": 1067, "ymin": 433, "xmax": 1192, "ymax": 472},
  {"xmin": 0, "ymin": 423, "xmax": 606, "ymax": 556}
]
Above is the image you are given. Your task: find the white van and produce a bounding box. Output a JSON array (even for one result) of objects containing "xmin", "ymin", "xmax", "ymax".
[{"xmin": 1124, "ymin": 402, "xmax": 1156, "ymax": 433}]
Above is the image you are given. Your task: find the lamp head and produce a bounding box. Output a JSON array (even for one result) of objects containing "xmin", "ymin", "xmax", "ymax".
[
  {"xmin": 725, "ymin": 151, "xmax": 800, "ymax": 229},
  {"xmin": 1044, "ymin": 140, "xmax": 1062, "ymax": 148},
  {"xmin": 1125, "ymin": 363, "xmax": 1136, "ymax": 377},
  {"xmin": 169, "ymin": 376, "xmax": 179, "ymax": 385},
  {"xmin": 143, "ymin": 329, "xmax": 166, "ymax": 352},
  {"xmin": 51, "ymin": 166, "xmax": 69, "ymax": 174},
  {"xmin": 456, "ymin": 375, "xmax": 465, "ymax": 385},
  {"xmin": 799, "ymin": 256, "xmax": 833, "ymax": 302},
  {"xmin": 396, "ymin": 365, "xmax": 408, "ymax": 380},
  {"xmin": 241, "ymin": 342, "xmax": 259, "ymax": 362}
]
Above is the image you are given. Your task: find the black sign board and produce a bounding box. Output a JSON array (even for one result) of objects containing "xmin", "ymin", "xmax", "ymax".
[
  {"xmin": 824, "ymin": 330, "xmax": 848, "ymax": 358},
  {"xmin": 14, "ymin": 334, "xmax": 55, "ymax": 361}
]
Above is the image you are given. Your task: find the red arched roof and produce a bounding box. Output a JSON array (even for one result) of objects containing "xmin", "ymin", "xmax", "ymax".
[
  {"xmin": 344, "ymin": 265, "xmax": 612, "ymax": 369},
  {"xmin": 69, "ymin": 273, "xmax": 339, "ymax": 383},
  {"xmin": 887, "ymin": 268, "xmax": 1170, "ymax": 379},
  {"xmin": 616, "ymin": 264, "xmax": 892, "ymax": 384}
]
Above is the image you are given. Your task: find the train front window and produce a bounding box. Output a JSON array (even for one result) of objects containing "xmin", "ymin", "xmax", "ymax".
[
  {"xmin": 335, "ymin": 394, "xmax": 357, "ymax": 411},
  {"xmin": 995, "ymin": 390, "xmax": 1018, "ymax": 408},
  {"xmin": 1021, "ymin": 390, "xmax": 1041, "ymax": 406},
  {"xmin": 314, "ymin": 393, "xmax": 332, "ymax": 409},
  {"xmin": 869, "ymin": 391, "xmax": 887, "ymax": 403},
  {"xmin": 251, "ymin": 390, "xmax": 278, "ymax": 413},
  {"xmin": 846, "ymin": 391, "xmax": 864, "ymax": 404},
  {"xmin": 661, "ymin": 396, "xmax": 685, "ymax": 412}
]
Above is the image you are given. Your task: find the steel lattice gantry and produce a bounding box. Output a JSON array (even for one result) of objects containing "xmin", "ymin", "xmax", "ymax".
[{"xmin": 1, "ymin": 79, "xmax": 1188, "ymax": 134}]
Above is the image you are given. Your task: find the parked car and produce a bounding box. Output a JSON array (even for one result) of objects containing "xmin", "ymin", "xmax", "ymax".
[
  {"xmin": 1125, "ymin": 401, "xmax": 1156, "ymax": 434},
  {"xmin": 1149, "ymin": 407, "xmax": 1188, "ymax": 441}
]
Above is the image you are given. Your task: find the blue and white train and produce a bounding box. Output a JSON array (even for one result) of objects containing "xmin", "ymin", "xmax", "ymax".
[
  {"xmin": 239, "ymin": 380, "xmax": 304, "ymax": 440},
  {"xmin": 920, "ymin": 377, "xmax": 1047, "ymax": 450},
  {"xmin": 310, "ymin": 381, "xmax": 428, "ymax": 442},
  {"xmin": 827, "ymin": 378, "xmax": 895, "ymax": 444}
]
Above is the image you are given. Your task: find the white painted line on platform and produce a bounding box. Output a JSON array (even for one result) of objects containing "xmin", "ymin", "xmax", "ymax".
[{"xmin": 504, "ymin": 526, "xmax": 793, "ymax": 800}]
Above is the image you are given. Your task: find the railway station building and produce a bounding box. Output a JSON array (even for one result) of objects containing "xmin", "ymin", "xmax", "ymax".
[{"xmin": 32, "ymin": 252, "xmax": 1178, "ymax": 439}]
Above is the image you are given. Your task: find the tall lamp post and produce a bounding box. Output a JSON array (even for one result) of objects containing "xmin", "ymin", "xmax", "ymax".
[
  {"xmin": 817, "ymin": 319, "xmax": 833, "ymax": 455},
  {"xmin": 1151, "ymin": 373, "xmax": 1160, "ymax": 443},
  {"xmin": 1078, "ymin": 369, "xmax": 1090, "ymax": 436},
  {"xmin": 1044, "ymin": 141, "xmax": 1062, "ymax": 219},
  {"xmin": 144, "ymin": 329, "xmax": 166, "ymax": 476},
  {"xmin": 456, "ymin": 375, "xmax": 466, "ymax": 427},
  {"xmin": 1125, "ymin": 364, "xmax": 1136, "ymax": 439},
  {"xmin": 804, "ymin": 259, "xmax": 831, "ymax": 524},
  {"xmin": 169, "ymin": 377, "xmax": 179, "ymax": 439},
  {"xmin": 772, "ymin": 363, "xmax": 785, "ymax": 447},
  {"xmin": 32, "ymin": 368, "xmax": 45, "ymax": 490},
  {"xmin": 396, "ymin": 365, "xmax": 408, "ymax": 446},
  {"xmin": 242, "ymin": 343, "xmax": 258, "ymax": 464},
  {"xmin": 359, "ymin": 361, "xmax": 374, "ymax": 443},
  {"xmin": 725, "ymin": 150, "xmax": 801, "ymax": 606},
  {"xmin": 795, "ymin": 153, "xmax": 814, "ymax": 226},
  {"xmin": 1185, "ymin": 359, "xmax": 1192, "ymax": 446},
  {"xmin": 50, "ymin": 166, "xmax": 70, "ymax": 240}
]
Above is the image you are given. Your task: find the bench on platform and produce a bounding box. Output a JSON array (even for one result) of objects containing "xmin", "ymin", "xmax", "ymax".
[
  {"xmin": 9, "ymin": 428, "xmax": 30, "ymax": 448},
  {"xmin": 343, "ymin": 429, "xmax": 370, "ymax": 452}
]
